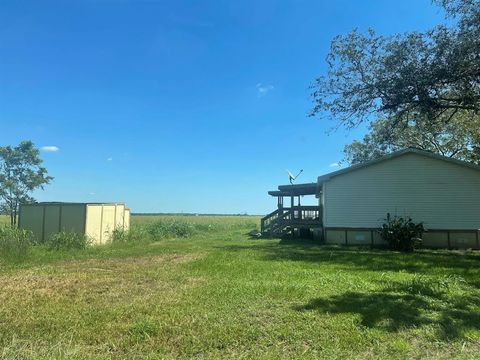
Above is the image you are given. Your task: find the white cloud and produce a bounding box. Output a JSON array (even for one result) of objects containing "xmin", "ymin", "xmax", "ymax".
[
  {"xmin": 107, "ymin": 157, "xmax": 113, "ymax": 161},
  {"xmin": 40, "ymin": 146, "xmax": 59, "ymax": 153},
  {"xmin": 329, "ymin": 162, "xmax": 341, "ymax": 168},
  {"xmin": 256, "ymin": 83, "xmax": 274, "ymax": 97},
  {"xmin": 89, "ymin": 192, "xmax": 96, "ymax": 195}
]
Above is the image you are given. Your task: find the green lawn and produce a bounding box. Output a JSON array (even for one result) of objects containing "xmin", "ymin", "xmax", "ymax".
[{"xmin": 1, "ymin": 216, "xmax": 479, "ymax": 359}]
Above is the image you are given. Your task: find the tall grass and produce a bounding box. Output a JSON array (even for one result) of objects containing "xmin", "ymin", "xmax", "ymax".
[
  {"xmin": 0, "ymin": 215, "xmax": 10, "ymax": 226},
  {"xmin": 1, "ymin": 226, "xmax": 93, "ymax": 263},
  {"xmin": 0, "ymin": 216, "xmax": 261, "ymax": 262},
  {"xmin": 111, "ymin": 220, "xmax": 194, "ymax": 243},
  {"xmin": 111, "ymin": 217, "xmax": 259, "ymax": 244},
  {"xmin": 0, "ymin": 226, "xmax": 34, "ymax": 262},
  {"xmin": 133, "ymin": 215, "xmax": 259, "ymax": 231},
  {"xmin": 45, "ymin": 231, "xmax": 92, "ymax": 251}
]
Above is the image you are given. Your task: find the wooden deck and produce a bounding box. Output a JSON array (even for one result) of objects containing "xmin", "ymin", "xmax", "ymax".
[{"xmin": 261, "ymin": 206, "xmax": 322, "ymax": 236}]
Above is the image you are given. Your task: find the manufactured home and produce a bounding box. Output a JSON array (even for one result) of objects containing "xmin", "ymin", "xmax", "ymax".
[
  {"xmin": 261, "ymin": 148, "xmax": 480, "ymax": 249},
  {"xmin": 19, "ymin": 202, "xmax": 131, "ymax": 245}
]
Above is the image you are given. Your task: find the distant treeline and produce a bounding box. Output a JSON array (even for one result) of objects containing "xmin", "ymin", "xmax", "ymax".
[{"xmin": 132, "ymin": 213, "xmax": 260, "ymax": 217}]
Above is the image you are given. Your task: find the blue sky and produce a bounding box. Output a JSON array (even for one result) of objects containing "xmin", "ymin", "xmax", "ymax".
[{"xmin": 0, "ymin": 0, "xmax": 444, "ymax": 214}]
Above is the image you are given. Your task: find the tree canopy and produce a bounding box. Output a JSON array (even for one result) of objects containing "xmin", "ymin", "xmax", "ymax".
[
  {"xmin": 310, "ymin": 0, "xmax": 480, "ymax": 130},
  {"xmin": 343, "ymin": 112, "xmax": 480, "ymax": 164},
  {"xmin": 0, "ymin": 141, "xmax": 53, "ymax": 226}
]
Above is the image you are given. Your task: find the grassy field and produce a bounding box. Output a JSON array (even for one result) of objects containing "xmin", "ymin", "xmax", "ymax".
[{"xmin": 1, "ymin": 215, "xmax": 480, "ymax": 359}]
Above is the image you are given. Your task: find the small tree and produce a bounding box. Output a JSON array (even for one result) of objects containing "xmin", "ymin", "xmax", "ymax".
[
  {"xmin": 0, "ymin": 141, "xmax": 53, "ymax": 226},
  {"xmin": 379, "ymin": 213, "xmax": 424, "ymax": 252}
]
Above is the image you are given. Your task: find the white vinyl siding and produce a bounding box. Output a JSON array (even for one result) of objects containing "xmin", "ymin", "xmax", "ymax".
[{"xmin": 323, "ymin": 153, "xmax": 480, "ymax": 230}]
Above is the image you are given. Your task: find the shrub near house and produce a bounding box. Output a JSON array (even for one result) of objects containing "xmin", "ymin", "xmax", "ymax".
[{"xmin": 379, "ymin": 213, "xmax": 424, "ymax": 252}]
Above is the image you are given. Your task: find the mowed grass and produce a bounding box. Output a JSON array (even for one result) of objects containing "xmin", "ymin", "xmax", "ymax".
[{"xmin": 1, "ymin": 216, "xmax": 480, "ymax": 359}]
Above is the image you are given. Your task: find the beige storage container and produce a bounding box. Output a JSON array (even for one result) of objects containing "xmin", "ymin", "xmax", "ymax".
[{"xmin": 19, "ymin": 202, "xmax": 130, "ymax": 245}]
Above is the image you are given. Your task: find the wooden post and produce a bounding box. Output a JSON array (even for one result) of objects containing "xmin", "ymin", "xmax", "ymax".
[{"xmin": 277, "ymin": 197, "xmax": 284, "ymax": 234}]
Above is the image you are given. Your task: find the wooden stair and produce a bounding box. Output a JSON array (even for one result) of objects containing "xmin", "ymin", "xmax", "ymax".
[
  {"xmin": 261, "ymin": 206, "xmax": 322, "ymax": 237},
  {"xmin": 260, "ymin": 209, "xmax": 293, "ymax": 237}
]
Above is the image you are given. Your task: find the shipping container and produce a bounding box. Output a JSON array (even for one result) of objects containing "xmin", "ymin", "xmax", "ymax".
[{"xmin": 18, "ymin": 202, "xmax": 130, "ymax": 245}]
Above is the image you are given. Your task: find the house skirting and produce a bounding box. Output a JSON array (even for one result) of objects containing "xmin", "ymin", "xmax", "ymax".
[{"xmin": 324, "ymin": 227, "xmax": 480, "ymax": 250}]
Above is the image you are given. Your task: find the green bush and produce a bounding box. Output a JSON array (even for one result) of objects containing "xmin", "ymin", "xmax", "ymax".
[
  {"xmin": 0, "ymin": 226, "xmax": 34, "ymax": 262},
  {"xmin": 379, "ymin": 213, "xmax": 424, "ymax": 252},
  {"xmin": 45, "ymin": 231, "xmax": 92, "ymax": 251}
]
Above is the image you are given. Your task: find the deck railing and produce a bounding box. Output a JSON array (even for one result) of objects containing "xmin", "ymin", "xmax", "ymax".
[
  {"xmin": 261, "ymin": 209, "xmax": 281, "ymax": 232},
  {"xmin": 261, "ymin": 206, "xmax": 322, "ymax": 235},
  {"xmin": 291, "ymin": 206, "xmax": 322, "ymax": 222}
]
